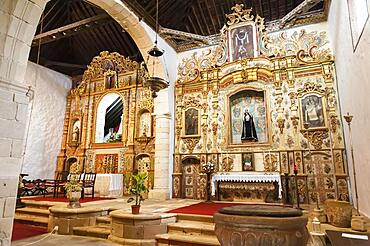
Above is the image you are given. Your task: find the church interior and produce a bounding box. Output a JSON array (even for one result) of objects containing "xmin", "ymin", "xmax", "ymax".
[{"xmin": 1, "ymin": 0, "xmax": 370, "ymax": 245}]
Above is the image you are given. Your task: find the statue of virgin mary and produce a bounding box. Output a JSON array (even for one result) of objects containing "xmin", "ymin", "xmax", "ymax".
[{"xmin": 241, "ymin": 109, "xmax": 258, "ymax": 141}]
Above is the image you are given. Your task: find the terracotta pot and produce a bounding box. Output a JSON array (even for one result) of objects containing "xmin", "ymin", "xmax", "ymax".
[
  {"xmin": 325, "ymin": 199, "xmax": 352, "ymax": 228},
  {"xmin": 131, "ymin": 205, "xmax": 140, "ymax": 214}
]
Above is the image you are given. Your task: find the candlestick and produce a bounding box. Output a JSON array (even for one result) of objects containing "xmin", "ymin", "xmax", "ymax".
[{"xmin": 344, "ymin": 112, "xmax": 359, "ymax": 215}]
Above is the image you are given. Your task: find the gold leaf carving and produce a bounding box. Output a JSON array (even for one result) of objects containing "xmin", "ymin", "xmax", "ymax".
[
  {"xmin": 183, "ymin": 137, "xmax": 200, "ymax": 154},
  {"xmin": 301, "ymin": 129, "xmax": 329, "ymax": 150}
]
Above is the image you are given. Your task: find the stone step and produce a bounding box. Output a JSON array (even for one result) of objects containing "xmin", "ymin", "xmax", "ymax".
[
  {"xmin": 96, "ymin": 216, "xmax": 111, "ymax": 225},
  {"xmin": 168, "ymin": 221, "xmax": 215, "ymax": 236},
  {"xmin": 16, "ymin": 207, "xmax": 50, "ymax": 218},
  {"xmin": 21, "ymin": 199, "xmax": 64, "ymax": 210},
  {"xmin": 14, "ymin": 214, "xmax": 49, "ymax": 227},
  {"xmin": 156, "ymin": 233, "xmax": 220, "ymax": 246},
  {"xmin": 73, "ymin": 225, "xmax": 111, "ymax": 239},
  {"xmin": 177, "ymin": 214, "xmax": 214, "ymax": 223}
]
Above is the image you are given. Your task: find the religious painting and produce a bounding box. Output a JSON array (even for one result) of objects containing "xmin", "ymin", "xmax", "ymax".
[
  {"xmin": 229, "ymin": 90, "xmax": 268, "ymax": 144},
  {"xmin": 228, "ymin": 23, "xmax": 257, "ymax": 62},
  {"xmin": 242, "ymin": 152, "xmax": 254, "ymax": 171},
  {"xmin": 299, "ymin": 94, "xmax": 326, "ymax": 129},
  {"xmin": 184, "ymin": 108, "xmax": 199, "ymax": 136},
  {"xmin": 347, "ymin": 0, "xmax": 369, "ymax": 50}
]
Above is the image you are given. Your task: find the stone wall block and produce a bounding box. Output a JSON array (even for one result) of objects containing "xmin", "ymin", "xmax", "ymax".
[
  {"xmin": 15, "ymin": 103, "xmax": 28, "ymax": 122},
  {"xmin": 13, "ymin": 93, "xmax": 28, "ymax": 105},
  {"xmin": 0, "ymin": 217, "xmax": 13, "ymax": 239},
  {"xmin": 0, "ymin": 198, "xmax": 5, "ymax": 218},
  {"xmin": 7, "ymin": 15, "xmax": 21, "ymax": 38},
  {"xmin": 0, "ymin": 89, "xmax": 13, "ymax": 102},
  {"xmin": 0, "ymin": 100, "xmax": 16, "ymax": 120},
  {"xmin": 23, "ymin": 1, "xmax": 42, "ymax": 25},
  {"xmin": 3, "ymin": 197, "xmax": 16, "ymax": 218},
  {"xmin": 0, "ymin": 0, "xmax": 18, "ymax": 15},
  {"xmin": 11, "ymin": 139, "xmax": 23, "ymax": 158},
  {"xmin": 0, "ymin": 119, "xmax": 26, "ymax": 139},
  {"xmin": 0, "ymin": 139, "xmax": 11, "ymax": 157},
  {"xmin": 0, "ymin": 176, "xmax": 18, "ymax": 197}
]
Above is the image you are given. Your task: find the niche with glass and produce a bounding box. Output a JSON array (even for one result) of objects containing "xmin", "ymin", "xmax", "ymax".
[{"xmin": 95, "ymin": 93, "xmax": 124, "ymax": 143}]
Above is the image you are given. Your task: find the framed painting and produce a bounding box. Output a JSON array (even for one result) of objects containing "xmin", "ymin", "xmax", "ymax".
[
  {"xmin": 228, "ymin": 22, "xmax": 258, "ymax": 62},
  {"xmin": 184, "ymin": 108, "xmax": 200, "ymax": 136},
  {"xmin": 242, "ymin": 152, "xmax": 254, "ymax": 171},
  {"xmin": 347, "ymin": 0, "xmax": 369, "ymax": 51},
  {"xmin": 299, "ymin": 94, "xmax": 327, "ymax": 129}
]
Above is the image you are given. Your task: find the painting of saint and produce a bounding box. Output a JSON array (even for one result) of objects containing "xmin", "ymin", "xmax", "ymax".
[
  {"xmin": 184, "ymin": 108, "xmax": 199, "ymax": 136},
  {"xmin": 301, "ymin": 95, "xmax": 325, "ymax": 128},
  {"xmin": 229, "ymin": 24, "xmax": 256, "ymax": 61}
]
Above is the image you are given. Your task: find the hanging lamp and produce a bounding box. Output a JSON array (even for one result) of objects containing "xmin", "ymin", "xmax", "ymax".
[{"xmin": 145, "ymin": 0, "xmax": 169, "ymax": 98}]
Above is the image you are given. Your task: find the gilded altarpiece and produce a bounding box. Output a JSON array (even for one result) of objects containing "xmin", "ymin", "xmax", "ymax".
[
  {"xmin": 173, "ymin": 4, "xmax": 349, "ymax": 204},
  {"xmin": 57, "ymin": 51, "xmax": 155, "ymax": 194}
]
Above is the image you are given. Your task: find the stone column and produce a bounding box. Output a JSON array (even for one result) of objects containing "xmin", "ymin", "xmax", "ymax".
[
  {"xmin": 0, "ymin": 79, "xmax": 31, "ymax": 245},
  {"xmin": 149, "ymin": 113, "xmax": 171, "ymax": 200}
]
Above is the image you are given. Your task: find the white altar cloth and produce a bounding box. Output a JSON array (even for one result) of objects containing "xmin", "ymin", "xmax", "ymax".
[
  {"xmin": 95, "ymin": 174, "xmax": 123, "ymax": 197},
  {"xmin": 211, "ymin": 172, "xmax": 282, "ymax": 198}
]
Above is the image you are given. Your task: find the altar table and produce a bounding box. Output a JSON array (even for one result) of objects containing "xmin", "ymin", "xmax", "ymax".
[
  {"xmin": 94, "ymin": 174, "xmax": 124, "ymax": 197},
  {"xmin": 211, "ymin": 172, "xmax": 282, "ymax": 199}
]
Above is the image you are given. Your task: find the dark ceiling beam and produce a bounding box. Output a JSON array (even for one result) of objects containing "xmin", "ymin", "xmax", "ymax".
[
  {"xmin": 204, "ymin": 0, "xmax": 217, "ymax": 34},
  {"xmin": 210, "ymin": 0, "xmax": 222, "ymax": 29},
  {"xmin": 41, "ymin": 1, "xmax": 68, "ymax": 32},
  {"xmin": 279, "ymin": 0, "xmax": 322, "ymax": 27},
  {"xmin": 32, "ymin": 13, "xmax": 111, "ymax": 46},
  {"xmin": 191, "ymin": 6, "xmax": 205, "ymax": 35},
  {"xmin": 196, "ymin": 1, "xmax": 211, "ymax": 35},
  {"xmin": 43, "ymin": 59, "xmax": 87, "ymax": 69}
]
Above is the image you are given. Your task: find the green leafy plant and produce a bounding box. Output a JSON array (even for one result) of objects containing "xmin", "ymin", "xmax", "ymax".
[
  {"xmin": 64, "ymin": 175, "xmax": 82, "ymax": 194},
  {"xmin": 127, "ymin": 172, "xmax": 149, "ymax": 206}
]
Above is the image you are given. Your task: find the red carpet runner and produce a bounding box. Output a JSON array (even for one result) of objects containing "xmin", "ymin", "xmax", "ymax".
[
  {"xmin": 22, "ymin": 196, "xmax": 115, "ymax": 203},
  {"xmin": 168, "ymin": 202, "xmax": 246, "ymax": 216},
  {"xmin": 12, "ymin": 222, "xmax": 47, "ymax": 241}
]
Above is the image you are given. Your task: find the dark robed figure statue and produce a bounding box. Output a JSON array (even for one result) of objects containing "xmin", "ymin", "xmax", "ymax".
[{"xmin": 241, "ymin": 109, "xmax": 258, "ymax": 141}]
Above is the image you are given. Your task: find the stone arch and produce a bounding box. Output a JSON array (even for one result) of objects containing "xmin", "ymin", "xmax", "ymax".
[{"xmin": 0, "ymin": 0, "xmax": 165, "ymax": 84}]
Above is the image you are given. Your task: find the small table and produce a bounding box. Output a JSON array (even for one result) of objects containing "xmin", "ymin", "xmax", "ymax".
[{"xmin": 94, "ymin": 174, "xmax": 123, "ymax": 197}]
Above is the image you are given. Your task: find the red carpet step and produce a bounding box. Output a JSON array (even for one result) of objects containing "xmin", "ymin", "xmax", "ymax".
[{"xmin": 12, "ymin": 222, "xmax": 47, "ymax": 241}]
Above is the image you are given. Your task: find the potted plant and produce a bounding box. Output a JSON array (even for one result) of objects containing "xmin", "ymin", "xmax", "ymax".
[
  {"xmin": 65, "ymin": 174, "xmax": 82, "ymax": 208},
  {"xmin": 127, "ymin": 172, "xmax": 149, "ymax": 214}
]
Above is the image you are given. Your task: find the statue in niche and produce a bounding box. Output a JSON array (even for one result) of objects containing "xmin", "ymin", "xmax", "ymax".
[
  {"xmin": 71, "ymin": 125, "xmax": 80, "ymax": 142},
  {"xmin": 241, "ymin": 109, "xmax": 258, "ymax": 141}
]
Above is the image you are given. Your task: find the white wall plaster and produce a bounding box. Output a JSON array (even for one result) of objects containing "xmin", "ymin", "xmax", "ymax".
[
  {"xmin": 328, "ymin": 0, "xmax": 370, "ymax": 218},
  {"xmin": 21, "ymin": 62, "xmax": 71, "ymax": 179}
]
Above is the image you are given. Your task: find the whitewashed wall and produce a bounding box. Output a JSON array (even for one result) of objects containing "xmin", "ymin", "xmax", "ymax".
[
  {"xmin": 21, "ymin": 62, "xmax": 71, "ymax": 179},
  {"xmin": 328, "ymin": 0, "xmax": 370, "ymax": 218}
]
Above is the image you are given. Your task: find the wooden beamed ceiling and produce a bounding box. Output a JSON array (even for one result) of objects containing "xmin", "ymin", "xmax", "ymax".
[
  {"xmin": 29, "ymin": 0, "xmax": 326, "ymax": 76},
  {"xmin": 29, "ymin": 0, "xmax": 143, "ymax": 76},
  {"xmin": 124, "ymin": 0, "xmax": 324, "ymax": 37}
]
